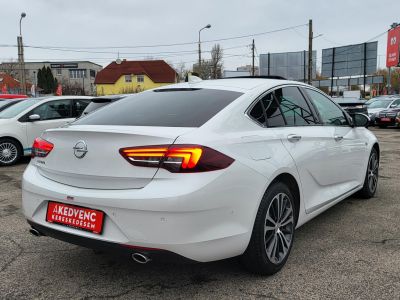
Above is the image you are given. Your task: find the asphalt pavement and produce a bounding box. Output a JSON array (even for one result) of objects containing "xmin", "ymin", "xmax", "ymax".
[{"xmin": 0, "ymin": 128, "xmax": 399, "ymax": 299}]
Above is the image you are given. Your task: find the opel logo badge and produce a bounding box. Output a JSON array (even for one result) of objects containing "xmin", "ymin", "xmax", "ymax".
[{"xmin": 73, "ymin": 140, "xmax": 88, "ymax": 159}]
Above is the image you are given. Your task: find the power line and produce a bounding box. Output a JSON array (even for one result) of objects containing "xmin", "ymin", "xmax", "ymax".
[{"xmin": 1, "ymin": 23, "xmax": 308, "ymax": 51}]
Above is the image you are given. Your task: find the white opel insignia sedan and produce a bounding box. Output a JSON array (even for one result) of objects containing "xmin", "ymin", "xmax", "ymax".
[{"xmin": 22, "ymin": 77, "xmax": 379, "ymax": 275}]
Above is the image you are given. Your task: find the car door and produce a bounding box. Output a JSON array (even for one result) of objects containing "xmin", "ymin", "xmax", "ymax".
[
  {"xmin": 268, "ymin": 85, "xmax": 344, "ymax": 213},
  {"xmin": 24, "ymin": 99, "xmax": 74, "ymax": 145},
  {"xmin": 302, "ymin": 88, "xmax": 368, "ymax": 208}
]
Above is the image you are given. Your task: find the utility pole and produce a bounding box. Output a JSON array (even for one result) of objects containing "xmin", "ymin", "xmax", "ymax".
[
  {"xmin": 198, "ymin": 37, "xmax": 201, "ymax": 69},
  {"xmin": 18, "ymin": 12, "xmax": 27, "ymax": 95},
  {"xmin": 251, "ymin": 39, "xmax": 255, "ymax": 76},
  {"xmin": 308, "ymin": 19, "xmax": 313, "ymax": 85}
]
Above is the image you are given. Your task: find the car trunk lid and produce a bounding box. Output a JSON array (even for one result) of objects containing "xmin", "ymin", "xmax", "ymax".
[{"xmin": 37, "ymin": 125, "xmax": 193, "ymax": 189}]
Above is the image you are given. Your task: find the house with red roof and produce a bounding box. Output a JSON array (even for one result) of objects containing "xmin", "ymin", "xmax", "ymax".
[
  {"xmin": 94, "ymin": 60, "xmax": 178, "ymax": 95},
  {"xmin": 0, "ymin": 72, "xmax": 31, "ymax": 94}
]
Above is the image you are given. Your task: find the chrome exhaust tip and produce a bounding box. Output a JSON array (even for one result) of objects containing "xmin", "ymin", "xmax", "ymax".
[
  {"xmin": 29, "ymin": 228, "xmax": 42, "ymax": 237},
  {"xmin": 132, "ymin": 253, "xmax": 151, "ymax": 264}
]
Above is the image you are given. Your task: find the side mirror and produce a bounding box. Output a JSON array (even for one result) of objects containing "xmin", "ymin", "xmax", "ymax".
[
  {"xmin": 28, "ymin": 114, "xmax": 41, "ymax": 121},
  {"xmin": 390, "ymin": 104, "xmax": 398, "ymax": 108},
  {"xmin": 352, "ymin": 113, "xmax": 370, "ymax": 128}
]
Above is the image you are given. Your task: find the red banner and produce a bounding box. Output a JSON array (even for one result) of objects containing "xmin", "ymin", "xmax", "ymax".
[
  {"xmin": 387, "ymin": 26, "xmax": 400, "ymax": 67},
  {"xmin": 46, "ymin": 201, "xmax": 104, "ymax": 234}
]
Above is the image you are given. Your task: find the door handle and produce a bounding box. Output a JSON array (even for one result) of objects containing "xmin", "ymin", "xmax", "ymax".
[
  {"xmin": 287, "ymin": 134, "xmax": 302, "ymax": 143},
  {"xmin": 334, "ymin": 135, "xmax": 343, "ymax": 142}
]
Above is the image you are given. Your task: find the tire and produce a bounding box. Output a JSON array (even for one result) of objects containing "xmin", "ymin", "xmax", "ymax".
[
  {"xmin": 358, "ymin": 148, "xmax": 379, "ymax": 199},
  {"xmin": 241, "ymin": 182, "xmax": 296, "ymax": 275},
  {"xmin": 378, "ymin": 125, "xmax": 387, "ymax": 129},
  {"xmin": 0, "ymin": 138, "xmax": 22, "ymax": 166}
]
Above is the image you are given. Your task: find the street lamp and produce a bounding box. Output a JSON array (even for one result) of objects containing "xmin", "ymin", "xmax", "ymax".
[
  {"xmin": 19, "ymin": 12, "xmax": 26, "ymax": 36},
  {"xmin": 18, "ymin": 12, "xmax": 27, "ymax": 94},
  {"xmin": 198, "ymin": 24, "xmax": 211, "ymax": 70}
]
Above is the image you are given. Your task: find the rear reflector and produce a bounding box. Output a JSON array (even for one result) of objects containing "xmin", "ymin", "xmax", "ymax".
[
  {"xmin": 119, "ymin": 144, "xmax": 234, "ymax": 173},
  {"xmin": 31, "ymin": 137, "xmax": 54, "ymax": 158}
]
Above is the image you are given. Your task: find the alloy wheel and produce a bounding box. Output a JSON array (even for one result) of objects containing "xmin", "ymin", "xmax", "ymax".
[
  {"xmin": 0, "ymin": 142, "xmax": 18, "ymax": 164},
  {"xmin": 264, "ymin": 193, "xmax": 294, "ymax": 264},
  {"xmin": 367, "ymin": 152, "xmax": 379, "ymax": 194}
]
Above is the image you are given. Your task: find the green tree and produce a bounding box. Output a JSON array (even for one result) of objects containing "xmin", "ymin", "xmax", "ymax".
[
  {"xmin": 37, "ymin": 66, "xmax": 57, "ymax": 94},
  {"xmin": 37, "ymin": 67, "xmax": 45, "ymax": 92}
]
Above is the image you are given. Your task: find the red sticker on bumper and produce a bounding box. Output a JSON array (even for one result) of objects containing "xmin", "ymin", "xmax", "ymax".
[{"xmin": 46, "ymin": 201, "xmax": 104, "ymax": 234}]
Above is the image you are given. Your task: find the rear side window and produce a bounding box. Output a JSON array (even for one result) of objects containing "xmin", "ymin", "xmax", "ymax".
[
  {"xmin": 73, "ymin": 99, "xmax": 90, "ymax": 117},
  {"xmin": 261, "ymin": 93, "xmax": 285, "ymax": 127},
  {"xmin": 75, "ymin": 89, "xmax": 243, "ymax": 127},
  {"xmin": 275, "ymin": 87, "xmax": 316, "ymax": 126},
  {"xmin": 248, "ymin": 101, "xmax": 266, "ymax": 125}
]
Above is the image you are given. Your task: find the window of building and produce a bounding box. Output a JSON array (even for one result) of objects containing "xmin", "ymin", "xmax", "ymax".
[
  {"xmin": 137, "ymin": 75, "xmax": 144, "ymax": 83},
  {"xmin": 274, "ymin": 87, "xmax": 316, "ymax": 126},
  {"xmin": 125, "ymin": 75, "xmax": 132, "ymax": 83},
  {"xmin": 56, "ymin": 68, "xmax": 62, "ymax": 76},
  {"xmin": 69, "ymin": 69, "xmax": 86, "ymax": 79},
  {"xmin": 90, "ymin": 69, "xmax": 96, "ymax": 78}
]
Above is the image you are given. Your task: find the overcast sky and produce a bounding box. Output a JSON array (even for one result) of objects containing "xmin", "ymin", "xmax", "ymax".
[{"xmin": 1, "ymin": 0, "xmax": 398, "ymax": 71}]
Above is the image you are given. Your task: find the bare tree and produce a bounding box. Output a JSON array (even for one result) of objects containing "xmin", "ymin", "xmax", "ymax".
[
  {"xmin": 193, "ymin": 60, "xmax": 212, "ymax": 79},
  {"xmin": 210, "ymin": 44, "xmax": 223, "ymax": 79},
  {"xmin": 0, "ymin": 59, "xmax": 19, "ymax": 78},
  {"xmin": 175, "ymin": 62, "xmax": 189, "ymax": 82}
]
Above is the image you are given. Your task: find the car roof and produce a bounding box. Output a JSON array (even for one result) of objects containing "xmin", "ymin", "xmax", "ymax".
[
  {"xmin": 154, "ymin": 78, "xmax": 304, "ymax": 93},
  {"xmin": 39, "ymin": 95, "xmax": 94, "ymax": 102}
]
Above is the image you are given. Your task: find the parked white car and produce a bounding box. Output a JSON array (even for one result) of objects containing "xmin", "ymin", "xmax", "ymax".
[
  {"xmin": 23, "ymin": 78, "xmax": 379, "ymax": 275},
  {"xmin": 0, "ymin": 96, "xmax": 92, "ymax": 166}
]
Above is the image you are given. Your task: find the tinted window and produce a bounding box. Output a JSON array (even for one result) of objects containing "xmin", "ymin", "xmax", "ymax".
[
  {"xmin": 31, "ymin": 99, "xmax": 72, "ymax": 120},
  {"xmin": 73, "ymin": 99, "xmax": 90, "ymax": 117},
  {"xmin": 274, "ymin": 87, "xmax": 316, "ymax": 126},
  {"xmin": 249, "ymin": 100, "xmax": 266, "ymax": 125},
  {"xmin": 305, "ymin": 89, "xmax": 348, "ymax": 126},
  {"xmin": 75, "ymin": 89, "xmax": 243, "ymax": 127},
  {"xmin": 261, "ymin": 93, "xmax": 285, "ymax": 127}
]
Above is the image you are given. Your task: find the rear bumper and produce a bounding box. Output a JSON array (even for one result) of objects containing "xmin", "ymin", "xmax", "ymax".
[
  {"xmin": 28, "ymin": 220, "xmax": 194, "ymax": 263},
  {"xmin": 375, "ymin": 117, "xmax": 399, "ymax": 127},
  {"xmin": 22, "ymin": 162, "xmax": 266, "ymax": 262}
]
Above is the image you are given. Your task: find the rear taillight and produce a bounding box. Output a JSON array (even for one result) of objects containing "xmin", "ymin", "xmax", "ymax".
[
  {"xmin": 31, "ymin": 137, "xmax": 54, "ymax": 158},
  {"xmin": 119, "ymin": 144, "xmax": 234, "ymax": 173}
]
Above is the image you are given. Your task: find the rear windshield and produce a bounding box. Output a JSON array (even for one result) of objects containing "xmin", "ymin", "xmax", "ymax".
[{"xmin": 74, "ymin": 88, "xmax": 243, "ymax": 127}]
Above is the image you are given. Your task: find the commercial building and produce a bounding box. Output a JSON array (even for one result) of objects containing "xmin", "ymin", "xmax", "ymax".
[
  {"xmin": 95, "ymin": 60, "xmax": 178, "ymax": 95},
  {"xmin": 0, "ymin": 61, "xmax": 102, "ymax": 95}
]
